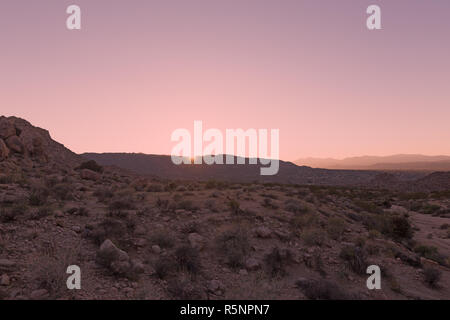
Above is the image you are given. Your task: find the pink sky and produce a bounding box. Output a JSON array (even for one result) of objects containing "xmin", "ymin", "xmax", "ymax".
[{"xmin": 1, "ymin": 0, "xmax": 449, "ymax": 161}]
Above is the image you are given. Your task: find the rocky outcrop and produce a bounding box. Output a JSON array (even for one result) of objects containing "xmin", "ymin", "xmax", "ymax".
[
  {"xmin": 0, "ymin": 139, "xmax": 9, "ymax": 161},
  {"xmin": 0, "ymin": 116, "xmax": 81, "ymax": 167}
]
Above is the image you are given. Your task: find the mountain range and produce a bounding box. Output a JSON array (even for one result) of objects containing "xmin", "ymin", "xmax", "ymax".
[{"xmin": 295, "ymin": 154, "xmax": 450, "ymax": 171}]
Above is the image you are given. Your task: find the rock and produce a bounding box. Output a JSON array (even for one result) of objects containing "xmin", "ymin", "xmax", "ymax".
[
  {"xmin": 188, "ymin": 233, "xmax": 204, "ymax": 250},
  {"xmin": 80, "ymin": 169, "xmax": 101, "ymax": 181},
  {"xmin": 208, "ymin": 280, "xmax": 224, "ymax": 295},
  {"xmin": 255, "ymin": 226, "xmax": 272, "ymax": 238},
  {"xmin": 152, "ymin": 245, "xmax": 161, "ymax": 254},
  {"xmin": 0, "ymin": 118, "xmax": 16, "ymax": 139},
  {"xmin": 5, "ymin": 136, "xmax": 24, "ymax": 154},
  {"xmin": 130, "ymin": 259, "xmax": 145, "ymax": 274},
  {"xmin": 0, "ymin": 139, "xmax": 9, "ymax": 161},
  {"xmin": 0, "ymin": 274, "xmax": 10, "ymax": 286},
  {"xmin": 0, "ymin": 259, "xmax": 15, "ymax": 272},
  {"xmin": 239, "ymin": 269, "xmax": 248, "ymax": 276},
  {"xmin": 98, "ymin": 239, "xmax": 129, "ymax": 263},
  {"xmin": 245, "ymin": 258, "xmax": 261, "ymax": 271},
  {"xmin": 134, "ymin": 225, "xmax": 147, "ymax": 236},
  {"xmin": 30, "ymin": 289, "xmax": 49, "ymax": 300}
]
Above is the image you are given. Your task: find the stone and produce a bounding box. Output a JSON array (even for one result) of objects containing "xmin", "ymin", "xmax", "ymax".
[
  {"xmin": 5, "ymin": 136, "xmax": 24, "ymax": 154},
  {"xmin": 0, "ymin": 274, "xmax": 10, "ymax": 286},
  {"xmin": 0, "ymin": 139, "xmax": 9, "ymax": 161},
  {"xmin": 255, "ymin": 226, "xmax": 272, "ymax": 238},
  {"xmin": 245, "ymin": 258, "xmax": 261, "ymax": 271},
  {"xmin": 0, "ymin": 118, "xmax": 16, "ymax": 139},
  {"xmin": 208, "ymin": 280, "xmax": 224, "ymax": 295},
  {"xmin": 188, "ymin": 233, "xmax": 204, "ymax": 250},
  {"xmin": 80, "ymin": 169, "xmax": 101, "ymax": 181},
  {"xmin": 30, "ymin": 289, "xmax": 49, "ymax": 300},
  {"xmin": 152, "ymin": 245, "xmax": 161, "ymax": 254}
]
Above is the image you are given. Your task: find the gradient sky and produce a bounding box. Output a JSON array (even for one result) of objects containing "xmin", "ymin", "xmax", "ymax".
[{"xmin": 1, "ymin": 0, "xmax": 449, "ymax": 161}]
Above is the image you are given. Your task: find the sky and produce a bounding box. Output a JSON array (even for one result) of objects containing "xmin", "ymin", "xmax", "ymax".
[{"xmin": 1, "ymin": 0, "xmax": 449, "ymax": 161}]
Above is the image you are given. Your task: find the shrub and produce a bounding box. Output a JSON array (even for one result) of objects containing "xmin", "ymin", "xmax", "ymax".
[
  {"xmin": 149, "ymin": 231, "xmax": 175, "ymax": 249},
  {"xmin": 423, "ymin": 268, "xmax": 441, "ymax": 288},
  {"xmin": 216, "ymin": 227, "xmax": 250, "ymax": 268},
  {"xmin": 339, "ymin": 245, "xmax": 367, "ymax": 275},
  {"xmin": 228, "ymin": 199, "xmax": 242, "ymax": 215},
  {"xmin": 29, "ymin": 188, "xmax": 49, "ymax": 206},
  {"xmin": 52, "ymin": 183, "xmax": 74, "ymax": 201},
  {"xmin": 284, "ymin": 199, "xmax": 310, "ymax": 214},
  {"xmin": 167, "ymin": 275, "xmax": 203, "ymax": 300},
  {"xmin": 302, "ymin": 228, "xmax": 327, "ymax": 247},
  {"xmin": 414, "ymin": 245, "xmax": 446, "ymax": 265},
  {"xmin": 87, "ymin": 218, "xmax": 127, "ymax": 245},
  {"xmin": 30, "ymin": 206, "xmax": 53, "ymax": 220},
  {"xmin": 296, "ymin": 279, "xmax": 350, "ymax": 300},
  {"xmin": 76, "ymin": 160, "xmax": 103, "ymax": 173},
  {"xmin": 153, "ymin": 257, "xmax": 175, "ymax": 279},
  {"xmin": 264, "ymin": 247, "xmax": 293, "ymax": 277},
  {"xmin": 174, "ymin": 246, "xmax": 201, "ymax": 275},
  {"xmin": 326, "ymin": 217, "xmax": 346, "ymax": 240}
]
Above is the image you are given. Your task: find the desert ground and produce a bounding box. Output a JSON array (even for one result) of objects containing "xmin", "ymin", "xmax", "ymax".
[{"xmin": 0, "ymin": 116, "xmax": 449, "ymax": 300}]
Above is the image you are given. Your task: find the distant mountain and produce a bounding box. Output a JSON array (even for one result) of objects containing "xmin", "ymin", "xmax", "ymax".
[
  {"xmin": 82, "ymin": 153, "xmax": 425, "ymax": 186},
  {"xmin": 295, "ymin": 154, "xmax": 450, "ymax": 171}
]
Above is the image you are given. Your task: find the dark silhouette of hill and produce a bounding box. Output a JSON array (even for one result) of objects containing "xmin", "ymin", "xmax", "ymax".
[
  {"xmin": 295, "ymin": 154, "xmax": 450, "ymax": 171},
  {"xmin": 82, "ymin": 153, "xmax": 426, "ymax": 186}
]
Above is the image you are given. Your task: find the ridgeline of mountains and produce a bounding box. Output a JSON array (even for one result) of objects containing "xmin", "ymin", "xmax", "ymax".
[
  {"xmin": 295, "ymin": 155, "xmax": 450, "ymax": 171},
  {"xmin": 82, "ymin": 153, "xmax": 450, "ymax": 191},
  {"xmin": 1, "ymin": 115, "xmax": 449, "ymax": 191}
]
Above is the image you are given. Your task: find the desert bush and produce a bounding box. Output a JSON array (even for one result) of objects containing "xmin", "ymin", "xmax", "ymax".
[
  {"xmin": 228, "ymin": 199, "xmax": 242, "ymax": 215},
  {"xmin": 0, "ymin": 203, "xmax": 28, "ymax": 222},
  {"xmin": 149, "ymin": 230, "xmax": 175, "ymax": 249},
  {"xmin": 175, "ymin": 246, "xmax": 201, "ymax": 275},
  {"xmin": 87, "ymin": 218, "xmax": 127, "ymax": 245},
  {"xmin": 262, "ymin": 198, "xmax": 279, "ymax": 209},
  {"xmin": 29, "ymin": 188, "xmax": 49, "ymax": 206},
  {"xmin": 30, "ymin": 206, "xmax": 53, "ymax": 220},
  {"xmin": 363, "ymin": 214, "xmax": 413, "ymax": 241},
  {"xmin": 109, "ymin": 197, "xmax": 136, "ymax": 212},
  {"xmin": 302, "ymin": 228, "xmax": 327, "ymax": 247},
  {"xmin": 204, "ymin": 199, "xmax": 218, "ymax": 212},
  {"xmin": 216, "ymin": 227, "xmax": 250, "ymax": 268},
  {"xmin": 326, "ymin": 217, "xmax": 346, "ymax": 240},
  {"xmin": 31, "ymin": 246, "xmax": 80, "ymax": 299},
  {"xmin": 339, "ymin": 245, "xmax": 367, "ymax": 275},
  {"xmin": 76, "ymin": 160, "xmax": 103, "ymax": 173},
  {"xmin": 264, "ymin": 247, "xmax": 293, "ymax": 277},
  {"xmin": 153, "ymin": 256, "xmax": 175, "ymax": 279},
  {"xmin": 51, "ymin": 183, "xmax": 73, "ymax": 201},
  {"xmin": 93, "ymin": 187, "xmax": 115, "ymax": 203},
  {"xmin": 296, "ymin": 279, "xmax": 350, "ymax": 300},
  {"xmin": 423, "ymin": 267, "xmax": 442, "ymax": 288},
  {"xmin": 290, "ymin": 213, "xmax": 318, "ymax": 235},
  {"xmin": 353, "ymin": 200, "xmax": 382, "ymax": 214},
  {"xmin": 414, "ymin": 245, "xmax": 446, "ymax": 265},
  {"xmin": 167, "ymin": 275, "xmax": 203, "ymax": 300},
  {"xmin": 284, "ymin": 199, "xmax": 310, "ymax": 214}
]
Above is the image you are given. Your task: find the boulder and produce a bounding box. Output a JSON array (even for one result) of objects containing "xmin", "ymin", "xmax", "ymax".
[
  {"xmin": 80, "ymin": 169, "xmax": 101, "ymax": 181},
  {"xmin": 245, "ymin": 258, "xmax": 261, "ymax": 271},
  {"xmin": 188, "ymin": 233, "xmax": 204, "ymax": 250},
  {"xmin": 0, "ymin": 259, "xmax": 15, "ymax": 272},
  {"xmin": 255, "ymin": 226, "xmax": 272, "ymax": 239},
  {"xmin": 0, "ymin": 118, "xmax": 16, "ymax": 139},
  {"xmin": 5, "ymin": 136, "xmax": 24, "ymax": 154},
  {"xmin": 0, "ymin": 139, "xmax": 9, "ymax": 161}
]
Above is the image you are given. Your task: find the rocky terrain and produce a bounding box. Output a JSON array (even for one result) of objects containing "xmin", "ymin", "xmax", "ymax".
[{"xmin": 0, "ymin": 116, "xmax": 449, "ymax": 300}]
